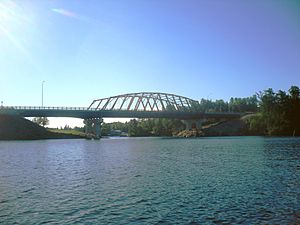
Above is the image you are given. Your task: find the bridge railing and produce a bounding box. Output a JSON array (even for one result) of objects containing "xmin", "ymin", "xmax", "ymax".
[
  {"xmin": 0, "ymin": 106, "xmax": 246, "ymax": 117},
  {"xmin": 1, "ymin": 106, "xmax": 97, "ymax": 111},
  {"xmin": 3, "ymin": 106, "xmax": 197, "ymax": 112}
]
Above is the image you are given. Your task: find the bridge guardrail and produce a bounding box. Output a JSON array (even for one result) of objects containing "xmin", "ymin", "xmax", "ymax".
[
  {"xmin": 1, "ymin": 106, "xmax": 96, "ymax": 111},
  {"xmin": 0, "ymin": 106, "xmax": 247, "ymax": 116}
]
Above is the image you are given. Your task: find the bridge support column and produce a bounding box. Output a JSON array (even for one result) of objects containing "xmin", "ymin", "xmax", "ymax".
[
  {"xmin": 93, "ymin": 118, "xmax": 103, "ymax": 139},
  {"xmin": 84, "ymin": 118, "xmax": 103, "ymax": 139},
  {"xmin": 195, "ymin": 119, "xmax": 206, "ymax": 130},
  {"xmin": 84, "ymin": 119, "xmax": 93, "ymax": 135},
  {"xmin": 183, "ymin": 120, "xmax": 193, "ymax": 130},
  {"xmin": 183, "ymin": 119, "xmax": 206, "ymax": 130}
]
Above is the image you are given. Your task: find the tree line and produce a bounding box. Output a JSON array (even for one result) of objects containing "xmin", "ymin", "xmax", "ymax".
[
  {"xmin": 101, "ymin": 118, "xmax": 184, "ymax": 136},
  {"xmin": 248, "ymin": 86, "xmax": 300, "ymax": 136},
  {"xmin": 197, "ymin": 95, "xmax": 258, "ymax": 112}
]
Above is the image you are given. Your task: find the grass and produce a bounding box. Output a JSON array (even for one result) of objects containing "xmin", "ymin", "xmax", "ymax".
[{"xmin": 47, "ymin": 128, "xmax": 86, "ymax": 137}]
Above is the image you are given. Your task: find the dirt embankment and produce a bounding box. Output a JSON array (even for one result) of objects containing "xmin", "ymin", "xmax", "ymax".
[
  {"xmin": 203, "ymin": 117, "xmax": 251, "ymax": 136},
  {"xmin": 177, "ymin": 115, "xmax": 255, "ymax": 137},
  {"xmin": 0, "ymin": 115, "xmax": 83, "ymax": 140}
]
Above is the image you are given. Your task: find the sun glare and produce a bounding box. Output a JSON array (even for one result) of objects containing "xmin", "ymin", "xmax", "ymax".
[
  {"xmin": 0, "ymin": 0, "xmax": 22, "ymax": 40},
  {"xmin": 0, "ymin": 0, "xmax": 40, "ymax": 70},
  {"xmin": 0, "ymin": 1, "xmax": 16, "ymax": 26}
]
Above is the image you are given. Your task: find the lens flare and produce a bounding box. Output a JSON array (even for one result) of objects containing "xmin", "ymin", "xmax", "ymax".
[
  {"xmin": 0, "ymin": 0, "xmax": 16, "ymax": 29},
  {"xmin": 52, "ymin": 8, "xmax": 79, "ymax": 19}
]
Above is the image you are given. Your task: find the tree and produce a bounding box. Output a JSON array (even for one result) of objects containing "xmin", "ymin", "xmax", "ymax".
[
  {"xmin": 287, "ymin": 86, "xmax": 300, "ymax": 135},
  {"xmin": 32, "ymin": 117, "xmax": 49, "ymax": 127},
  {"xmin": 289, "ymin": 86, "xmax": 300, "ymax": 99},
  {"xmin": 128, "ymin": 119, "xmax": 139, "ymax": 136},
  {"xmin": 249, "ymin": 86, "xmax": 300, "ymax": 135}
]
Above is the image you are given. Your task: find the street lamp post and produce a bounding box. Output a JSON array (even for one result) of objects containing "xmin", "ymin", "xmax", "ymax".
[{"xmin": 42, "ymin": 81, "xmax": 45, "ymax": 107}]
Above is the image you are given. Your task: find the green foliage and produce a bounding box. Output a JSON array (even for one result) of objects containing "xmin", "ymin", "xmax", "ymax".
[
  {"xmin": 101, "ymin": 123, "xmax": 111, "ymax": 136},
  {"xmin": 189, "ymin": 101, "xmax": 201, "ymax": 111},
  {"xmin": 48, "ymin": 128, "xmax": 85, "ymax": 137},
  {"xmin": 245, "ymin": 113, "xmax": 266, "ymax": 135},
  {"xmin": 32, "ymin": 117, "xmax": 49, "ymax": 127},
  {"xmin": 248, "ymin": 86, "xmax": 300, "ymax": 135},
  {"xmin": 229, "ymin": 95, "xmax": 258, "ymax": 112},
  {"xmin": 198, "ymin": 95, "xmax": 258, "ymax": 112},
  {"xmin": 101, "ymin": 118, "xmax": 184, "ymax": 137}
]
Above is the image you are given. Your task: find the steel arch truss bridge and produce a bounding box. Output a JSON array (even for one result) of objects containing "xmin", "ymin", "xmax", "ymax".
[
  {"xmin": 88, "ymin": 92, "xmax": 200, "ymax": 112},
  {"xmin": 0, "ymin": 92, "xmax": 243, "ymax": 121}
]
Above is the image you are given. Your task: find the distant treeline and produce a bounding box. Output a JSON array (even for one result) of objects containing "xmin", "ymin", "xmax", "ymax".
[
  {"xmin": 198, "ymin": 95, "xmax": 258, "ymax": 112},
  {"xmin": 101, "ymin": 119, "xmax": 184, "ymax": 136},
  {"xmin": 248, "ymin": 86, "xmax": 300, "ymax": 136}
]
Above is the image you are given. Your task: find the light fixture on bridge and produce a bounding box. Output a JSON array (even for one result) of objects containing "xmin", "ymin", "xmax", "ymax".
[{"xmin": 42, "ymin": 80, "xmax": 45, "ymax": 107}]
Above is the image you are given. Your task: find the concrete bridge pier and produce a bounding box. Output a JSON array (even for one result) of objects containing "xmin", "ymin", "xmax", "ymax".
[
  {"xmin": 93, "ymin": 118, "xmax": 103, "ymax": 139},
  {"xmin": 84, "ymin": 118, "xmax": 103, "ymax": 139},
  {"xmin": 195, "ymin": 120, "xmax": 204, "ymax": 130},
  {"xmin": 183, "ymin": 120, "xmax": 193, "ymax": 130},
  {"xmin": 84, "ymin": 119, "xmax": 93, "ymax": 134},
  {"xmin": 183, "ymin": 119, "xmax": 206, "ymax": 130}
]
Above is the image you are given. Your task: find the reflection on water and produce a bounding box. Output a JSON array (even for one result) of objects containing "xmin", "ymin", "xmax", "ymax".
[{"xmin": 0, "ymin": 137, "xmax": 300, "ymax": 224}]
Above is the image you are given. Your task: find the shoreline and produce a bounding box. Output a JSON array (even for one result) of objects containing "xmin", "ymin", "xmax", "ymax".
[{"xmin": 1, "ymin": 114, "xmax": 298, "ymax": 141}]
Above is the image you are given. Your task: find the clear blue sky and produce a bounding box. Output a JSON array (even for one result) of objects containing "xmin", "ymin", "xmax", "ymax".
[{"xmin": 0, "ymin": 0, "xmax": 300, "ymax": 126}]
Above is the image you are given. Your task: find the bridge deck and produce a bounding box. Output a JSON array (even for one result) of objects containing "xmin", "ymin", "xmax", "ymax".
[{"xmin": 0, "ymin": 106, "xmax": 243, "ymax": 120}]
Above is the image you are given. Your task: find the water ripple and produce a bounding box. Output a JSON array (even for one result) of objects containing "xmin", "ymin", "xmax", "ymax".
[{"xmin": 0, "ymin": 137, "xmax": 299, "ymax": 224}]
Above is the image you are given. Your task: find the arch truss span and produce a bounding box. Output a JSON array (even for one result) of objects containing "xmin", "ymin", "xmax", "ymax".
[{"xmin": 88, "ymin": 92, "xmax": 200, "ymax": 112}]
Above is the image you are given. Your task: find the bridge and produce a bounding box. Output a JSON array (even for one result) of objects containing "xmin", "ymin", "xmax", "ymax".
[{"xmin": 0, "ymin": 92, "xmax": 244, "ymax": 138}]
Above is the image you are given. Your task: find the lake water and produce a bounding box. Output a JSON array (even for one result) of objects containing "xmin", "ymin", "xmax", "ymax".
[{"xmin": 0, "ymin": 137, "xmax": 299, "ymax": 224}]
